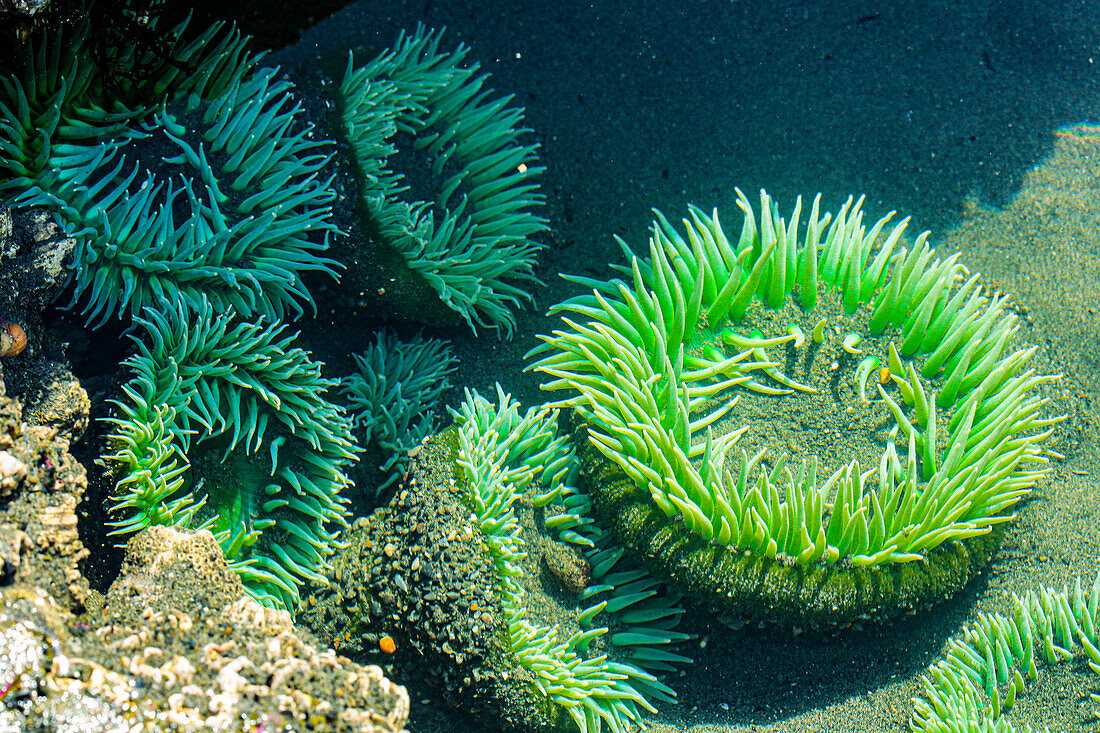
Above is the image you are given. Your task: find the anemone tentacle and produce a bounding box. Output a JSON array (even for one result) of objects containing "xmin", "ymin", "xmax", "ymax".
[
  {"xmin": 0, "ymin": 16, "xmax": 341, "ymax": 327},
  {"xmin": 912, "ymin": 571, "xmax": 1100, "ymax": 732},
  {"xmin": 340, "ymin": 330, "xmax": 456, "ymax": 491},
  {"xmin": 453, "ymin": 386, "xmax": 690, "ymax": 733}
]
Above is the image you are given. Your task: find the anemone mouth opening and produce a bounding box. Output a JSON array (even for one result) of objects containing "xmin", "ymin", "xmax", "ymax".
[
  {"xmin": 338, "ymin": 26, "xmax": 547, "ymax": 336},
  {"xmin": 692, "ymin": 283, "xmax": 962, "ymax": 487},
  {"xmin": 386, "ymin": 129, "xmax": 463, "ymax": 213},
  {"xmin": 185, "ymin": 434, "xmax": 266, "ymax": 542}
]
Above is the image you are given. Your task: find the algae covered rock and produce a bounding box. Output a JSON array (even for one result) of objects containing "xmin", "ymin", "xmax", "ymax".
[
  {"xmin": 0, "ymin": 368, "xmax": 89, "ymax": 612},
  {"xmin": 301, "ymin": 427, "xmax": 571, "ymax": 732}
]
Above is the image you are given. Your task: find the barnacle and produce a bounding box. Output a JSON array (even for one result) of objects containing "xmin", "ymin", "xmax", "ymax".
[
  {"xmin": 103, "ymin": 296, "xmax": 358, "ymax": 611},
  {"xmin": 0, "ymin": 15, "xmax": 340, "ymax": 327},
  {"xmin": 339, "ymin": 26, "xmax": 546, "ymax": 337},
  {"xmin": 453, "ymin": 386, "xmax": 689, "ymax": 733},
  {"xmin": 529, "ymin": 189, "xmax": 1061, "ymax": 628}
]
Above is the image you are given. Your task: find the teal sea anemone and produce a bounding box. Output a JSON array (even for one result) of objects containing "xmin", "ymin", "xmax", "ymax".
[
  {"xmin": 103, "ymin": 296, "xmax": 358, "ymax": 611},
  {"xmin": 453, "ymin": 386, "xmax": 689, "ymax": 733},
  {"xmin": 0, "ymin": 16, "xmax": 340, "ymax": 327},
  {"xmin": 529, "ymin": 189, "xmax": 1060, "ymax": 628},
  {"xmin": 340, "ymin": 26, "xmax": 547, "ymax": 337},
  {"xmin": 340, "ymin": 330, "xmax": 456, "ymax": 492}
]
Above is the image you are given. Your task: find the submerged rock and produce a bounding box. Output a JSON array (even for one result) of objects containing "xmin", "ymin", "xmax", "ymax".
[
  {"xmin": 0, "ymin": 525, "xmax": 410, "ymax": 732},
  {"xmin": 0, "ymin": 371, "xmax": 89, "ymax": 612},
  {"xmin": 0, "ymin": 205, "xmax": 88, "ymax": 446}
]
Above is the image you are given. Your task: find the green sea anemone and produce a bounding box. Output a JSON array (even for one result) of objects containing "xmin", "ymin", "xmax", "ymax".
[
  {"xmin": 103, "ymin": 296, "xmax": 358, "ymax": 611},
  {"xmin": 340, "ymin": 330, "xmax": 456, "ymax": 492},
  {"xmin": 339, "ymin": 26, "xmax": 546, "ymax": 337},
  {"xmin": 912, "ymin": 571, "xmax": 1100, "ymax": 732},
  {"xmin": 529, "ymin": 189, "xmax": 1061, "ymax": 629},
  {"xmin": 0, "ymin": 16, "xmax": 341, "ymax": 327},
  {"xmin": 453, "ymin": 386, "xmax": 689, "ymax": 733}
]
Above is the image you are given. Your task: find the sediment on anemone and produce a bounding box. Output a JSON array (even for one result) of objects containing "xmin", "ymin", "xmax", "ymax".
[
  {"xmin": 103, "ymin": 296, "xmax": 358, "ymax": 612},
  {"xmin": 339, "ymin": 26, "xmax": 547, "ymax": 337},
  {"xmin": 528, "ymin": 188, "xmax": 1062, "ymax": 629},
  {"xmin": 339, "ymin": 330, "xmax": 456, "ymax": 493},
  {"xmin": 0, "ymin": 15, "xmax": 341, "ymax": 327},
  {"xmin": 453, "ymin": 385, "xmax": 690, "ymax": 733},
  {"xmin": 911, "ymin": 571, "xmax": 1100, "ymax": 732}
]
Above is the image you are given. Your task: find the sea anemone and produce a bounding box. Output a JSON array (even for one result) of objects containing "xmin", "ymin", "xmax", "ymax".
[
  {"xmin": 339, "ymin": 26, "xmax": 546, "ymax": 337},
  {"xmin": 0, "ymin": 15, "xmax": 341, "ymax": 327},
  {"xmin": 103, "ymin": 296, "xmax": 358, "ymax": 611},
  {"xmin": 339, "ymin": 330, "xmax": 455, "ymax": 493},
  {"xmin": 529, "ymin": 189, "xmax": 1061, "ymax": 628},
  {"xmin": 452, "ymin": 386, "xmax": 689, "ymax": 733},
  {"xmin": 912, "ymin": 571, "xmax": 1100, "ymax": 732}
]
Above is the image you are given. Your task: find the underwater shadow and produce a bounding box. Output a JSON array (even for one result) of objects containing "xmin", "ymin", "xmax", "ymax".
[{"xmin": 662, "ymin": 572, "xmax": 989, "ymax": 729}]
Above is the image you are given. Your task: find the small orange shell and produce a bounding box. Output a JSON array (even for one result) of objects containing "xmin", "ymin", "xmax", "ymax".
[
  {"xmin": 0, "ymin": 322, "xmax": 25, "ymax": 357},
  {"xmin": 378, "ymin": 635, "xmax": 397, "ymax": 654}
]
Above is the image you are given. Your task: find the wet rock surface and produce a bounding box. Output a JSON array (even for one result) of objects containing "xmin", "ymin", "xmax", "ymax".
[
  {"xmin": 1, "ymin": 526, "xmax": 411, "ymax": 732},
  {"xmin": 0, "ymin": 207, "xmax": 73, "ymax": 318},
  {"xmin": 0, "ymin": 587, "xmax": 132, "ymax": 733},
  {"xmin": 0, "ymin": 0, "xmax": 50, "ymax": 20},
  {"xmin": 0, "ymin": 205, "xmax": 88, "ymax": 446},
  {"xmin": 0, "ymin": 375, "xmax": 89, "ymax": 612}
]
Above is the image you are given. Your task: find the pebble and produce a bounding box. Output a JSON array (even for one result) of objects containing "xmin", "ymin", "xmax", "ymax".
[{"xmin": 0, "ymin": 450, "xmax": 25, "ymax": 478}]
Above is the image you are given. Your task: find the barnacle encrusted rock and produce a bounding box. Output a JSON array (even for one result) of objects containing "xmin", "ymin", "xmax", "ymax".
[
  {"xmin": 0, "ymin": 371, "xmax": 89, "ymax": 611},
  {"xmin": 0, "ymin": 586, "xmax": 133, "ymax": 732},
  {"xmin": 300, "ymin": 429, "xmax": 567, "ymax": 732},
  {"xmin": 102, "ymin": 525, "xmax": 410, "ymax": 732},
  {"xmin": 13, "ymin": 364, "xmax": 90, "ymax": 443},
  {"xmin": 0, "ymin": 525, "xmax": 410, "ymax": 732},
  {"xmin": 105, "ymin": 525, "xmax": 248, "ymax": 621}
]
